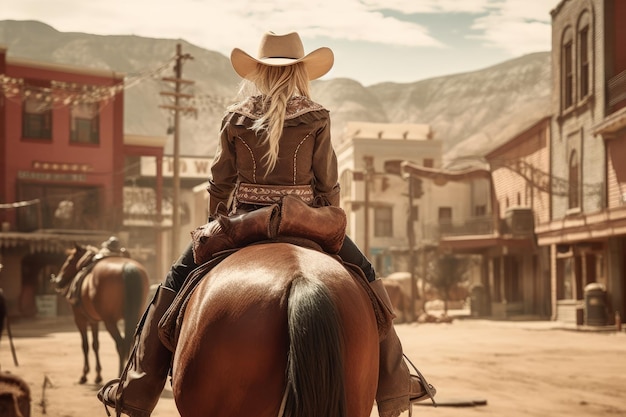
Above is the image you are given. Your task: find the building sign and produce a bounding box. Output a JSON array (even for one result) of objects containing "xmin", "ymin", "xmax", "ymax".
[
  {"xmin": 17, "ymin": 171, "xmax": 87, "ymax": 182},
  {"xmin": 32, "ymin": 161, "xmax": 93, "ymax": 172},
  {"xmin": 140, "ymin": 156, "xmax": 214, "ymax": 180}
]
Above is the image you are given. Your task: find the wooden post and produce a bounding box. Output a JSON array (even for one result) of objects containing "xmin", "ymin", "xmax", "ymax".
[
  {"xmin": 407, "ymin": 176, "xmax": 417, "ymax": 322},
  {"xmin": 160, "ymin": 44, "xmax": 195, "ymax": 262}
]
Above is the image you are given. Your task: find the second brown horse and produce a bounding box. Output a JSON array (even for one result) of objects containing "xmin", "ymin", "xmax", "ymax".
[{"xmin": 52, "ymin": 244, "xmax": 149, "ymax": 384}]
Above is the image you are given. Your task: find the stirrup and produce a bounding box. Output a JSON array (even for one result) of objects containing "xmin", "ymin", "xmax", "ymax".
[
  {"xmin": 97, "ymin": 378, "xmax": 120, "ymax": 416},
  {"xmin": 403, "ymin": 354, "xmax": 437, "ymax": 407}
]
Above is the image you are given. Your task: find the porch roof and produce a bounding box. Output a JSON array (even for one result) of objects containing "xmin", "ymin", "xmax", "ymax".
[
  {"xmin": 0, "ymin": 230, "xmax": 111, "ymax": 253},
  {"xmin": 439, "ymin": 234, "xmax": 535, "ymax": 254}
]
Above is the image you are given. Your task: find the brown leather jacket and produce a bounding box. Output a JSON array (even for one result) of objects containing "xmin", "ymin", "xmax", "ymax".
[{"xmin": 207, "ymin": 95, "xmax": 339, "ymax": 215}]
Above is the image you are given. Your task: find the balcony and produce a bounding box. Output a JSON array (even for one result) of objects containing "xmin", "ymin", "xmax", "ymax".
[
  {"xmin": 423, "ymin": 208, "xmax": 535, "ymax": 241},
  {"xmin": 424, "ymin": 216, "xmax": 496, "ymax": 241},
  {"xmin": 11, "ymin": 198, "xmax": 116, "ymax": 232}
]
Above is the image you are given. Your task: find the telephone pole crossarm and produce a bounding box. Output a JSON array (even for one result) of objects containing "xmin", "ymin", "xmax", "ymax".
[{"xmin": 161, "ymin": 76, "xmax": 195, "ymax": 85}]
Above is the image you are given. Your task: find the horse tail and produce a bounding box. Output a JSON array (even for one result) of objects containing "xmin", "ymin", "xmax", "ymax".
[
  {"xmin": 285, "ymin": 275, "xmax": 346, "ymax": 417},
  {"xmin": 122, "ymin": 263, "xmax": 144, "ymax": 356}
]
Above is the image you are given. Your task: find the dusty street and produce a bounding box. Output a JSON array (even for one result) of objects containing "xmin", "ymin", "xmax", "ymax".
[{"xmin": 0, "ymin": 314, "xmax": 624, "ymax": 417}]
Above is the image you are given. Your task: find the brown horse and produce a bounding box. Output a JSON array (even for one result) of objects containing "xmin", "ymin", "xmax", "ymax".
[
  {"xmin": 382, "ymin": 279, "xmax": 411, "ymax": 323},
  {"xmin": 171, "ymin": 242, "xmax": 380, "ymax": 417},
  {"xmin": 51, "ymin": 244, "xmax": 149, "ymax": 384}
]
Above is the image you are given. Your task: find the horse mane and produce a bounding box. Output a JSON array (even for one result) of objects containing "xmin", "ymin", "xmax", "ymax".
[
  {"xmin": 68, "ymin": 243, "xmax": 99, "ymax": 257},
  {"xmin": 83, "ymin": 244, "xmax": 100, "ymax": 254},
  {"xmin": 74, "ymin": 244, "xmax": 100, "ymax": 271}
]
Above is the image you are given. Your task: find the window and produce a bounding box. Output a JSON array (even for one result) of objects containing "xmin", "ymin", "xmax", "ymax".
[
  {"xmin": 17, "ymin": 183, "xmax": 102, "ymax": 230},
  {"xmin": 563, "ymin": 40, "xmax": 574, "ymax": 109},
  {"xmin": 374, "ymin": 206, "xmax": 393, "ymax": 237},
  {"xmin": 475, "ymin": 205, "xmax": 487, "ymax": 216},
  {"xmin": 22, "ymin": 96, "xmax": 52, "ymax": 139},
  {"xmin": 438, "ymin": 206, "xmax": 452, "ymax": 233},
  {"xmin": 423, "ymin": 158, "xmax": 434, "ymax": 168},
  {"xmin": 340, "ymin": 169, "xmax": 353, "ymax": 197},
  {"xmin": 568, "ymin": 149, "xmax": 580, "ymax": 209},
  {"xmin": 71, "ymin": 102, "xmax": 100, "ymax": 144},
  {"xmin": 579, "ymin": 26, "xmax": 590, "ymax": 98},
  {"xmin": 438, "ymin": 206, "xmax": 452, "ymax": 221}
]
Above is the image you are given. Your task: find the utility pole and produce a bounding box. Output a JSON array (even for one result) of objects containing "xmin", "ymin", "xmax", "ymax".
[
  {"xmin": 385, "ymin": 160, "xmax": 422, "ymax": 322},
  {"xmin": 363, "ymin": 155, "xmax": 375, "ymax": 259},
  {"xmin": 406, "ymin": 175, "xmax": 417, "ymax": 322},
  {"xmin": 160, "ymin": 43, "xmax": 195, "ymax": 262}
]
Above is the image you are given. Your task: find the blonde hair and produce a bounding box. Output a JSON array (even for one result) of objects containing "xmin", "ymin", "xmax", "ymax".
[{"xmin": 235, "ymin": 62, "xmax": 311, "ymax": 175}]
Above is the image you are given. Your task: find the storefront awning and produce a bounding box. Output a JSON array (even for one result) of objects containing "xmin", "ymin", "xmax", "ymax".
[
  {"xmin": 0, "ymin": 230, "xmax": 112, "ymax": 253},
  {"xmin": 439, "ymin": 234, "xmax": 535, "ymax": 254}
]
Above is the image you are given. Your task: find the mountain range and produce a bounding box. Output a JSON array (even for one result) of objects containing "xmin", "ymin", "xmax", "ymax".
[{"xmin": 0, "ymin": 20, "xmax": 552, "ymax": 163}]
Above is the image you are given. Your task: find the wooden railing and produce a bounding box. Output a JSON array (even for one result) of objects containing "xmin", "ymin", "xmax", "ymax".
[{"xmin": 424, "ymin": 216, "xmax": 496, "ymax": 240}]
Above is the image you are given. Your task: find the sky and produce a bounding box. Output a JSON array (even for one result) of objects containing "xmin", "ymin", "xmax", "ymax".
[{"xmin": 3, "ymin": 0, "xmax": 561, "ymax": 86}]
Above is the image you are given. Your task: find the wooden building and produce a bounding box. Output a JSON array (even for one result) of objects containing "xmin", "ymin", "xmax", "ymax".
[
  {"xmin": 400, "ymin": 117, "xmax": 552, "ymax": 319},
  {"xmin": 535, "ymin": 0, "xmax": 626, "ymax": 325},
  {"xmin": 0, "ymin": 46, "xmax": 165, "ymax": 316}
]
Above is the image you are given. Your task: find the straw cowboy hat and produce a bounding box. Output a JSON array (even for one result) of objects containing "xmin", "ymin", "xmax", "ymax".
[{"xmin": 230, "ymin": 31, "xmax": 334, "ymax": 80}]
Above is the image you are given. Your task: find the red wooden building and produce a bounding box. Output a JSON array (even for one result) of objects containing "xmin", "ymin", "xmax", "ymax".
[{"xmin": 0, "ymin": 46, "xmax": 164, "ymax": 316}]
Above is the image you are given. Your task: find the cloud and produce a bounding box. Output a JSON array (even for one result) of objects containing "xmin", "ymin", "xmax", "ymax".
[
  {"xmin": 361, "ymin": 0, "xmax": 494, "ymax": 14},
  {"xmin": 470, "ymin": 0, "xmax": 554, "ymax": 55},
  {"xmin": 4, "ymin": 0, "xmax": 445, "ymax": 52},
  {"xmin": 3, "ymin": 0, "xmax": 558, "ymax": 83}
]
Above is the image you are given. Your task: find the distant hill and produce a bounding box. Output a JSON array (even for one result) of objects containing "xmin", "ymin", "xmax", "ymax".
[{"xmin": 0, "ymin": 20, "xmax": 551, "ymax": 161}]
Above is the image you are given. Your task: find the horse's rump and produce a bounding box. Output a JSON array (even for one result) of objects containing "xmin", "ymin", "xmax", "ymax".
[
  {"xmin": 160, "ymin": 242, "xmax": 393, "ymax": 353},
  {"xmin": 172, "ymin": 243, "xmax": 379, "ymax": 417},
  {"xmin": 80, "ymin": 258, "xmax": 148, "ymax": 323}
]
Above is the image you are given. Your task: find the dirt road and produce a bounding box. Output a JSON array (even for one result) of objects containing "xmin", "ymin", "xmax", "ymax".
[{"xmin": 0, "ymin": 315, "xmax": 624, "ymax": 417}]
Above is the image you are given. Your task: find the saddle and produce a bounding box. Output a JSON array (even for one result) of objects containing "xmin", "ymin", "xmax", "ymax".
[
  {"xmin": 57, "ymin": 250, "xmax": 130, "ymax": 306},
  {"xmin": 159, "ymin": 196, "xmax": 394, "ymax": 352},
  {"xmin": 190, "ymin": 194, "xmax": 347, "ymax": 265}
]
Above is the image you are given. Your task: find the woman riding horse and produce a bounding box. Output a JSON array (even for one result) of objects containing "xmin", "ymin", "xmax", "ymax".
[{"xmin": 98, "ymin": 31, "xmax": 435, "ymax": 417}]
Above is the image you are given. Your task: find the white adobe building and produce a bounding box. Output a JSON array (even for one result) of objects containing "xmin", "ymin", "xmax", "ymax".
[{"xmin": 335, "ymin": 121, "xmax": 471, "ymax": 277}]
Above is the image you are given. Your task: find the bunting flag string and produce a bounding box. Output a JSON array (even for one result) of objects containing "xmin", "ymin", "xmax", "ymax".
[{"xmin": 0, "ymin": 55, "xmax": 177, "ymax": 111}]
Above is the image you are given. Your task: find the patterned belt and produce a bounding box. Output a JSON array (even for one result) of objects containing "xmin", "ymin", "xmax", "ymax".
[{"xmin": 235, "ymin": 182, "xmax": 314, "ymax": 205}]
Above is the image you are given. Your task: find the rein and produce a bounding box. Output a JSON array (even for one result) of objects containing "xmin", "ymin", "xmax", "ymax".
[{"xmin": 277, "ymin": 386, "xmax": 288, "ymax": 417}]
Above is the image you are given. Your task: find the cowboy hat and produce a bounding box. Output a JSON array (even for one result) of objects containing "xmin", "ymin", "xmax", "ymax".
[{"xmin": 230, "ymin": 31, "xmax": 334, "ymax": 80}]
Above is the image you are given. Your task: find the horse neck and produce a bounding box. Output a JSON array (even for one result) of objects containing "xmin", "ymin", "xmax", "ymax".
[{"xmin": 55, "ymin": 252, "xmax": 88, "ymax": 288}]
